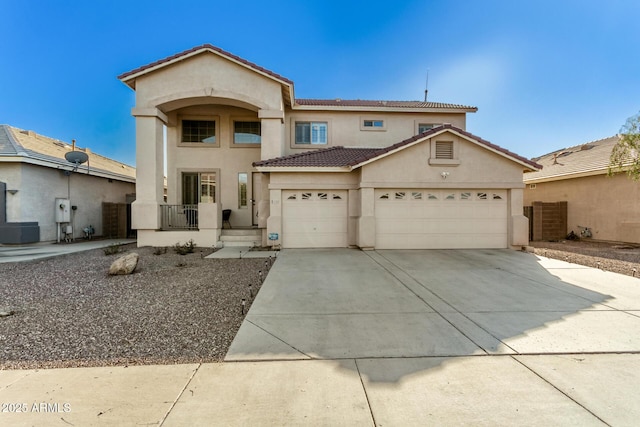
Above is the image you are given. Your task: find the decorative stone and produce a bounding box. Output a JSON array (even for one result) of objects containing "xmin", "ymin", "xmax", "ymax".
[
  {"xmin": 0, "ymin": 310, "xmax": 15, "ymax": 318},
  {"xmin": 108, "ymin": 253, "xmax": 139, "ymax": 275}
]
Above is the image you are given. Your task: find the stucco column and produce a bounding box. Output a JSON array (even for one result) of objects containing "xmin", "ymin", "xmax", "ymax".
[
  {"xmin": 358, "ymin": 187, "xmax": 375, "ymax": 250},
  {"xmin": 259, "ymin": 109, "xmax": 284, "ymax": 160},
  {"xmin": 510, "ymin": 188, "xmax": 529, "ymax": 247},
  {"xmin": 266, "ymin": 188, "xmax": 282, "ymax": 247},
  {"xmin": 131, "ymin": 108, "xmax": 167, "ymax": 230}
]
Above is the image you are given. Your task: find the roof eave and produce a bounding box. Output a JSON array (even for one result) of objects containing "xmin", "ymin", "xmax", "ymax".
[
  {"xmin": 523, "ymin": 166, "xmax": 627, "ymax": 184},
  {"xmin": 0, "ymin": 155, "xmax": 136, "ymax": 183},
  {"xmin": 290, "ymin": 105, "xmax": 477, "ymax": 113},
  {"xmin": 255, "ymin": 166, "xmax": 351, "ymax": 173}
]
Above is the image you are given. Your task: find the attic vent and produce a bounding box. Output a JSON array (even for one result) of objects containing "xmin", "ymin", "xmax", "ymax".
[
  {"xmin": 558, "ymin": 151, "xmax": 572, "ymax": 158},
  {"xmin": 435, "ymin": 141, "xmax": 454, "ymax": 159},
  {"xmin": 580, "ymin": 144, "xmax": 594, "ymax": 151},
  {"xmin": 20, "ymin": 130, "xmax": 37, "ymax": 137}
]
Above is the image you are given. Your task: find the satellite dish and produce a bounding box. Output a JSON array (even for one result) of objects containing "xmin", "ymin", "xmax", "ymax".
[{"xmin": 65, "ymin": 151, "xmax": 89, "ymax": 171}]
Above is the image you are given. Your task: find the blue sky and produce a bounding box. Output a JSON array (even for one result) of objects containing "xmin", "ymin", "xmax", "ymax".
[{"xmin": 1, "ymin": 0, "xmax": 639, "ymax": 166}]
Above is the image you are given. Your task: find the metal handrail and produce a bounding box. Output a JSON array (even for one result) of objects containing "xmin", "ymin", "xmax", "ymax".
[{"xmin": 160, "ymin": 204, "xmax": 198, "ymax": 230}]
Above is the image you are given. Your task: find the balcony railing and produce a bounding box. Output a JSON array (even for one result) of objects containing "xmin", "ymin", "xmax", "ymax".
[{"xmin": 160, "ymin": 204, "xmax": 198, "ymax": 230}]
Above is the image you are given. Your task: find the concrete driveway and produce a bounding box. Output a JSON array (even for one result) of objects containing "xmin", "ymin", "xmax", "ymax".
[
  {"xmin": 3, "ymin": 249, "xmax": 640, "ymax": 426},
  {"xmin": 219, "ymin": 249, "xmax": 640, "ymax": 425}
]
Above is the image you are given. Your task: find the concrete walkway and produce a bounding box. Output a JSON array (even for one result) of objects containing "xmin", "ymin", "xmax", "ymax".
[
  {"xmin": 1, "ymin": 249, "xmax": 640, "ymax": 425},
  {"xmin": 0, "ymin": 239, "xmax": 136, "ymax": 263}
]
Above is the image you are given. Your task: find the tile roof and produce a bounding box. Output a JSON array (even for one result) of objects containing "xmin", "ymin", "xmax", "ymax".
[
  {"xmin": 0, "ymin": 125, "xmax": 135, "ymax": 182},
  {"xmin": 254, "ymin": 124, "xmax": 541, "ymax": 170},
  {"xmin": 118, "ymin": 44, "xmax": 293, "ymax": 85},
  {"xmin": 253, "ymin": 146, "xmax": 382, "ymax": 168},
  {"xmin": 295, "ymin": 99, "xmax": 477, "ymax": 111},
  {"xmin": 524, "ymin": 136, "xmax": 620, "ymax": 182}
]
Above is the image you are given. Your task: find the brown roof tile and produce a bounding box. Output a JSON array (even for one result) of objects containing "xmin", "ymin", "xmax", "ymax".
[
  {"xmin": 295, "ymin": 98, "xmax": 477, "ymax": 110},
  {"xmin": 253, "ymin": 146, "xmax": 381, "ymax": 168},
  {"xmin": 118, "ymin": 44, "xmax": 293, "ymax": 85},
  {"xmin": 254, "ymin": 125, "xmax": 541, "ymax": 170}
]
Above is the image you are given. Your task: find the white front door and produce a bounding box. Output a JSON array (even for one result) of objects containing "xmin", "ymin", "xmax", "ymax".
[
  {"xmin": 282, "ymin": 190, "xmax": 348, "ymax": 248},
  {"xmin": 375, "ymin": 189, "xmax": 508, "ymax": 249}
]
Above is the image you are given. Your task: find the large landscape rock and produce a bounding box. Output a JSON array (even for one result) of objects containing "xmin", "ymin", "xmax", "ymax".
[{"xmin": 108, "ymin": 252, "xmax": 139, "ymax": 275}]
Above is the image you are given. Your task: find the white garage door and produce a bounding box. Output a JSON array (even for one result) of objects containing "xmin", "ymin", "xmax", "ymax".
[
  {"xmin": 375, "ymin": 189, "xmax": 508, "ymax": 249},
  {"xmin": 283, "ymin": 190, "xmax": 348, "ymax": 248}
]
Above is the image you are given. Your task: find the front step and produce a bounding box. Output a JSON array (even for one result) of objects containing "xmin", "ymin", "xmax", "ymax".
[{"xmin": 219, "ymin": 228, "xmax": 262, "ymax": 247}]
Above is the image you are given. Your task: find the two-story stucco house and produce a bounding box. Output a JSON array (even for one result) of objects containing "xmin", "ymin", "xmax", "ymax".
[{"xmin": 118, "ymin": 44, "xmax": 540, "ymax": 250}]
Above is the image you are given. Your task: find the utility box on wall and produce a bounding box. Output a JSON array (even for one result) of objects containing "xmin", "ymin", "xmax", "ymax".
[{"xmin": 55, "ymin": 198, "xmax": 71, "ymax": 223}]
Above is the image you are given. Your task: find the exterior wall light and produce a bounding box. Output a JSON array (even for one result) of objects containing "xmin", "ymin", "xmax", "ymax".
[
  {"xmin": 7, "ymin": 189, "xmax": 18, "ymax": 195},
  {"xmin": 440, "ymin": 172, "xmax": 450, "ymax": 179}
]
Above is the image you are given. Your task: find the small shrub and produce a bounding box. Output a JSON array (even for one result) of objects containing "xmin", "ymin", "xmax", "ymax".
[
  {"xmin": 103, "ymin": 244, "xmax": 122, "ymax": 256},
  {"xmin": 153, "ymin": 247, "xmax": 168, "ymax": 255},
  {"xmin": 174, "ymin": 239, "xmax": 196, "ymax": 255},
  {"xmin": 176, "ymin": 261, "xmax": 187, "ymax": 268}
]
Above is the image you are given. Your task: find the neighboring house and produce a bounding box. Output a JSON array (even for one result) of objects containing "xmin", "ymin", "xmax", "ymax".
[
  {"xmin": 524, "ymin": 136, "xmax": 640, "ymax": 244},
  {"xmin": 0, "ymin": 125, "xmax": 136, "ymax": 243},
  {"xmin": 118, "ymin": 44, "xmax": 540, "ymax": 249}
]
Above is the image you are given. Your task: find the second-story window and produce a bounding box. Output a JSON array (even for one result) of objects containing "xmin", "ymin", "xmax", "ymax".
[
  {"xmin": 182, "ymin": 120, "xmax": 216, "ymax": 143},
  {"xmin": 363, "ymin": 120, "xmax": 384, "ymax": 128},
  {"xmin": 295, "ymin": 122, "xmax": 327, "ymax": 145},
  {"xmin": 234, "ymin": 121, "xmax": 261, "ymax": 144},
  {"xmin": 361, "ymin": 119, "xmax": 386, "ymax": 131},
  {"xmin": 418, "ymin": 123, "xmax": 437, "ymax": 133}
]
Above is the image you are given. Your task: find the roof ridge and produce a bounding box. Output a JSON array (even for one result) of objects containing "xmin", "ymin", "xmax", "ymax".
[{"xmin": 0, "ymin": 125, "xmax": 25, "ymax": 153}]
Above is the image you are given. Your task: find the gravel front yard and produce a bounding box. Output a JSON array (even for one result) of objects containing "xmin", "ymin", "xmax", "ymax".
[
  {"xmin": 531, "ymin": 240, "xmax": 640, "ymax": 278},
  {"xmin": 2, "ymin": 240, "xmax": 638, "ymax": 370},
  {"xmin": 0, "ymin": 244, "xmax": 273, "ymax": 370}
]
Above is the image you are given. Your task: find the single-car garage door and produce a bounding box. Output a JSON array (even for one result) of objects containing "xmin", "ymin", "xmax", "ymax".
[
  {"xmin": 283, "ymin": 190, "xmax": 348, "ymax": 248},
  {"xmin": 375, "ymin": 189, "xmax": 508, "ymax": 249}
]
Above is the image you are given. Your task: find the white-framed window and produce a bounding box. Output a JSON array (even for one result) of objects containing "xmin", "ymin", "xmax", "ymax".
[
  {"xmin": 418, "ymin": 123, "xmax": 437, "ymax": 133},
  {"xmin": 295, "ymin": 122, "xmax": 328, "ymax": 145},
  {"xmin": 361, "ymin": 119, "xmax": 385, "ymax": 131},
  {"xmin": 182, "ymin": 172, "xmax": 216, "ymax": 204},
  {"xmin": 234, "ymin": 121, "xmax": 261, "ymax": 144},
  {"xmin": 182, "ymin": 120, "xmax": 216, "ymax": 144},
  {"xmin": 238, "ymin": 173, "xmax": 248, "ymax": 208}
]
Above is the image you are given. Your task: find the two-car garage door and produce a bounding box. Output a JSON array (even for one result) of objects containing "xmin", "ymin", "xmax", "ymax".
[
  {"xmin": 375, "ymin": 189, "xmax": 508, "ymax": 249},
  {"xmin": 281, "ymin": 189, "xmax": 508, "ymax": 249}
]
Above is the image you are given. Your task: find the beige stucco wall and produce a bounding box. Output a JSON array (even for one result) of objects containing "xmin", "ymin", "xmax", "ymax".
[
  {"xmin": 524, "ymin": 173, "xmax": 640, "ymax": 243},
  {"xmin": 283, "ymin": 111, "xmax": 466, "ymax": 156},
  {"xmin": 1, "ymin": 163, "xmax": 134, "ymax": 242},
  {"xmin": 134, "ymin": 53, "xmax": 283, "ymax": 112},
  {"xmin": 358, "ymin": 135, "xmax": 527, "ymax": 249},
  {"xmin": 361, "ymin": 133, "xmax": 525, "ymax": 187},
  {"xmin": 166, "ymin": 105, "xmax": 262, "ymax": 227}
]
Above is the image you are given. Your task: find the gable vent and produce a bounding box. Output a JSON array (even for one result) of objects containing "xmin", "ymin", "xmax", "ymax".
[{"xmin": 435, "ymin": 141, "xmax": 454, "ymax": 159}]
